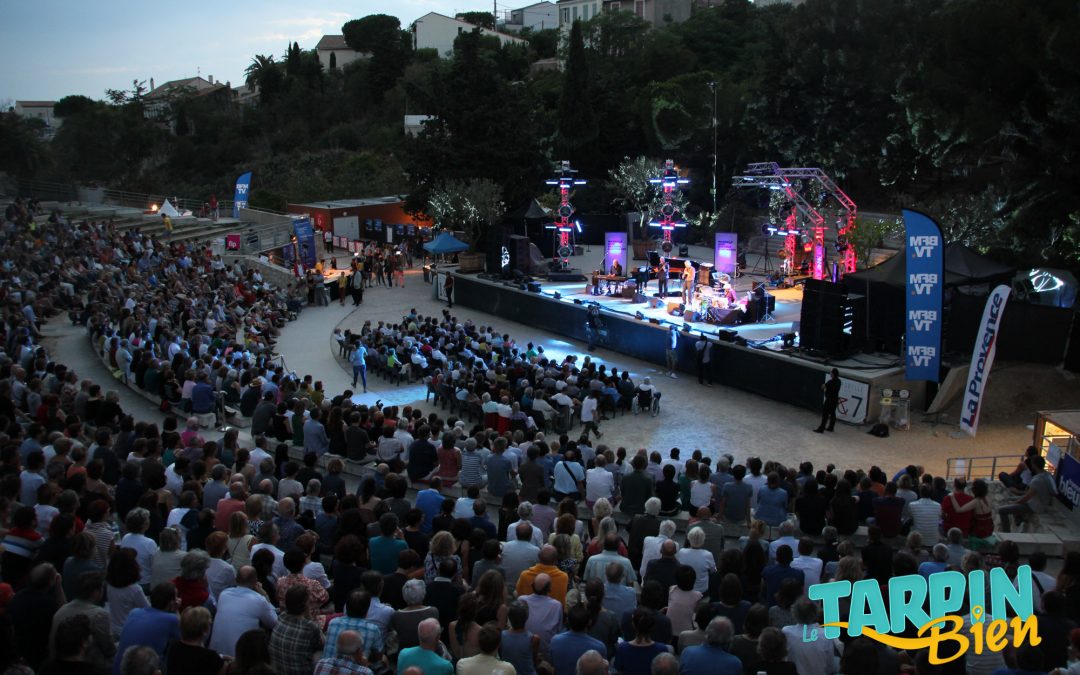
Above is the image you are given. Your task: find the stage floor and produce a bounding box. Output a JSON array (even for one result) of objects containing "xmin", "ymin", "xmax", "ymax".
[{"xmin": 526, "ymin": 243, "xmax": 902, "ymax": 378}]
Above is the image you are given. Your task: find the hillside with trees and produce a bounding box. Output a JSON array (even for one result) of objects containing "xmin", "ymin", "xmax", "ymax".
[{"xmin": 1, "ymin": 0, "xmax": 1078, "ymax": 269}]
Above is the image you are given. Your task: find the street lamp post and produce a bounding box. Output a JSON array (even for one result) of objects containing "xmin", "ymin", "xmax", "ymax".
[{"xmin": 708, "ymin": 81, "xmax": 718, "ymax": 219}]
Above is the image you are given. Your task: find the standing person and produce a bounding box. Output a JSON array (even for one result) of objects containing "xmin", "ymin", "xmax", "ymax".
[
  {"xmin": 814, "ymin": 369, "xmax": 841, "ymax": 433},
  {"xmin": 337, "ymin": 272, "xmax": 348, "ymax": 306},
  {"xmin": 681, "ymin": 261, "xmax": 695, "ymax": 305},
  {"xmin": 694, "ymin": 335, "xmax": 713, "ymax": 387},
  {"xmin": 665, "ymin": 326, "xmax": 679, "ymax": 379},
  {"xmin": 444, "ymin": 273, "xmax": 454, "ymax": 308},
  {"xmin": 350, "ymin": 266, "xmax": 364, "ymax": 306},
  {"xmin": 209, "ymin": 194, "xmax": 219, "ymax": 221},
  {"xmin": 657, "ymin": 258, "xmax": 669, "ymax": 297},
  {"xmin": 350, "ymin": 342, "xmax": 368, "ymax": 393},
  {"xmin": 162, "ymin": 213, "xmax": 174, "ymax": 239},
  {"xmin": 581, "ymin": 391, "xmax": 602, "ymax": 440}
]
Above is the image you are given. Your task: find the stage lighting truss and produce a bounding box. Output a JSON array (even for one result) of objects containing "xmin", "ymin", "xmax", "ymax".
[
  {"xmin": 648, "ymin": 159, "xmax": 690, "ymax": 244},
  {"xmin": 733, "ymin": 162, "xmax": 859, "ymax": 280},
  {"xmin": 544, "ymin": 160, "xmax": 586, "ymax": 268}
]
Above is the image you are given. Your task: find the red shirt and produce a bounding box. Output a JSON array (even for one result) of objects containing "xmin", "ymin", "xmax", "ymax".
[{"xmin": 941, "ymin": 492, "xmax": 974, "ymax": 534}]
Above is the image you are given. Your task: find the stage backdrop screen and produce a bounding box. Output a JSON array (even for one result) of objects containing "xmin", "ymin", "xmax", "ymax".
[
  {"xmin": 715, "ymin": 232, "xmax": 737, "ymax": 277},
  {"xmin": 604, "ymin": 232, "xmax": 628, "ymax": 273}
]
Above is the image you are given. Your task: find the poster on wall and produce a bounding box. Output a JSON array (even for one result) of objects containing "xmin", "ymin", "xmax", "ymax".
[
  {"xmin": 351, "ymin": 241, "xmax": 361, "ymax": 254},
  {"xmin": 824, "ymin": 373, "xmax": 869, "ymax": 424}
]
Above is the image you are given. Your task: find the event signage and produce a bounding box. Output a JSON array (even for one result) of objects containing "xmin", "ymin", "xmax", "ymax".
[
  {"xmin": 825, "ymin": 374, "xmax": 869, "ymax": 424},
  {"xmin": 1057, "ymin": 453, "xmax": 1080, "ymax": 510},
  {"xmin": 232, "ymin": 172, "xmax": 252, "ymax": 218},
  {"xmin": 808, "ymin": 568, "xmax": 1039, "ymax": 665},
  {"xmin": 604, "ymin": 232, "xmax": 628, "ymax": 274},
  {"xmin": 959, "ymin": 284, "xmax": 1011, "ymax": 436},
  {"xmin": 292, "ymin": 217, "xmax": 317, "ymax": 270},
  {"xmin": 225, "ymin": 234, "xmax": 240, "ymax": 251},
  {"xmin": 903, "ymin": 209, "xmax": 944, "ymax": 381}
]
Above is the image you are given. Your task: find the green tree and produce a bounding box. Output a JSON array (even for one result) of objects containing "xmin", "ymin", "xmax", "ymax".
[
  {"xmin": 426, "ymin": 178, "xmax": 504, "ymax": 246},
  {"xmin": 342, "ymin": 14, "xmax": 412, "ymax": 100},
  {"xmin": 555, "ymin": 21, "xmax": 597, "ymax": 166},
  {"xmin": 608, "ymin": 156, "xmax": 687, "ymax": 237},
  {"xmin": 245, "ymin": 54, "xmax": 276, "ymax": 88},
  {"xmin": 0, "ymin": 112, "xmax": 47, "ymax": 176},
  {"xmin": 456, "ymin": 11, "xmax": 495, "ymax": 29}
]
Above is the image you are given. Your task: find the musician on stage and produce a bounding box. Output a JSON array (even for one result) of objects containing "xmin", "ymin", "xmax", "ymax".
[
  {"xmin": 591, "ymin": 269, "xmax": 601, "ymax": 296},
  {"xmin": 681, "ymin": 261, "xmax": 695, "ymax": 305},
  {"xmin": 657, "ymin": 258, "xmax": 669, "ymax": 296},
  {"xmin": 609, "ymin": 259, "xmax": 623, "ymax": 278}
]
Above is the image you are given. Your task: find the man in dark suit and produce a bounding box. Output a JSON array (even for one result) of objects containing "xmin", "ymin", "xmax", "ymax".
[
  {"xmin": 644, "ymin": 540, "xmax": 680, "ymax": 591},
  {"xmin": 424, "ymin": 558, "xmax": 462, "ymax": 629},
  {"xmin": 627, "ymin": 495, "xmax": 661, "ymax": 572},
  {"xmin": 760, "ymin": 545, "xmax": 804, "ymax": 607},
  {"xmin": 814, "ymin": 368, "xmax": 842, "ymax": 433}
]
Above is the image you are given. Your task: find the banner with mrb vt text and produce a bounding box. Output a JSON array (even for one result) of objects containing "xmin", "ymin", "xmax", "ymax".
[{"xmin": 903, "ymin": 209, "xmax": 944, "ymax": 382}]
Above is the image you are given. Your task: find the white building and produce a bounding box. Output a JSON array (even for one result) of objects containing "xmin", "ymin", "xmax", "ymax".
[
  {"xmin": 315, "ymin": 35, "xmax": 369, "ymax": 71},
  {"xmin": 403, "ymin": 115, "xmax": 435, "ymax": 137},
  {"xmin": 14, "ymin": 101, "xmax": 60, "ymax": 129},
  {"xmin": 501, "ymin": 1, "xmax": 558, "ymax": 32},
  {"xmin": 411, "ymin": 12, "xmax": 529, "ymax": 58},
  {"xmin": 557, "ymin": 0, "xmax": 692, "ymax": 31}
]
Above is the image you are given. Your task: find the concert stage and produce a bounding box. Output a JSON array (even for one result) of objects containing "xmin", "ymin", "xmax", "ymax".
[{"xmin": 449, "ymin": 248, "xmax": 913, "ymax": 423}]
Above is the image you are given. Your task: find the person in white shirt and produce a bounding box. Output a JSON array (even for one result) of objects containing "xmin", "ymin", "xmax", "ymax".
[
  {"xmin": 768, "ymin": 521, "xmax": 800, "ymax": 564},
  {"xmin": 789, "ymin": 537, "xmax": 824, "ymax": 594},
  {"xmin": 782, "ymin": 597, "xmax": 841, "ymax": 675},
  {"xmin": 205, "ymin": 532, "xmax": 237, "ymax": 600},
  {"xmin": 507, "ymin": 502, "xmax": 545, "ymax": 548},
  {"xmin": 640, "ymin": 519, "xmax": 677, "ymax": 578},
  {"xmin": 675, "ymin": 526, "xmax": 716, "ymax": 594},
  {"xmin": 208, "ymin": 566, "xmax": 278, "ymax": 657},
  {"xmin": 904, "ymin": 484, "xmax": 943, "ymax": 544},
  {"xmin": 119, "ymin": 508, "xmax": 159, "ymax": 588},
  {"xmin": 580, "ymin": 391, "xmax": 602, "ymax": 440},
  {"xmin": 586, "ymin": 455, "xmax": 615, "ymax": 507}
]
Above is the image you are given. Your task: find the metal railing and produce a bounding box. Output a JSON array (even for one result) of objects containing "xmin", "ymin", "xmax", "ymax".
[
  {"xmin": 945, "ymin": 454, "xmax": 1018, "ymax": 482},
  {"xmin": 15, "ymin": 178, "xmax": 78, "ymax": 202},
  {"xmin": 103, "ymin": 188, "xmax": 234, "ymax": 214}
]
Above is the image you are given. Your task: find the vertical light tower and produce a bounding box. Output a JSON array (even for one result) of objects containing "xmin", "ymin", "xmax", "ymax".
[
  {"xmin": 648, "ymin": 159, "xmax": 690, "ymax": 254},
  {"xmin": 544, "ymin": 160, "xmax": 586, "ymax": 269}
]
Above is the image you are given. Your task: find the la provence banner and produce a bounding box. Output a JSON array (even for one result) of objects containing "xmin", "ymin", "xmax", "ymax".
[
  {"xmin": 959, "ymin": 284, "xmax": 1011, "ymax": 436},
  {"xmin": 903, "ymin": 209, "xmax": 944, "ymax": 381}
]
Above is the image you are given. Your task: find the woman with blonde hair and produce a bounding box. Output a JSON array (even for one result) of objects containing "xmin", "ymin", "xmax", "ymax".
[
  {"xmin": 590, "ymin": 498, "xmax": 613, "ymax": 541},
  {"xmin": 227, "ymin": 511, "xmax": 254, "ymax": 570},
  {"xmin": 549, "ymin": 513, "xmax": 583, "ymax": 566},
  {"xmin": 424, "ymin": 530, "xmax": 462, "ymax": 584}
]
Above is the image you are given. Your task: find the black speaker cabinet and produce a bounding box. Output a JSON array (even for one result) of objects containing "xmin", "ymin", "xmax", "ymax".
[{"xmin": 508, "ymin": 234, "xmax": 531, "ymax": 274}]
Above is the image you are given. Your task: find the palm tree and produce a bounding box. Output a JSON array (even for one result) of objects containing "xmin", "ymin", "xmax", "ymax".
[{"xmin": 244, "ymin": 54, "xmax": 276, "ymax": 90}]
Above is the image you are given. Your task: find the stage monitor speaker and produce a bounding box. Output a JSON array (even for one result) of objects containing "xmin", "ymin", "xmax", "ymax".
[
  {"xmin": 711, "ymin": 308, "xmax": 741, "ymax": 326},
  {"xmin": 648, "ymin": 251, "xmax": 661, "ymax": 267},
  {"xmin": 508, "ymin": 235, "xmax": 531, "ymax": 274},
  {"xmin": 717, "ymin": 329, "xmax": 737, "ymax": 342},
  {"xmin": 547, "ymin": 270, "xmax": 587, "ymax": 282},
  {"xmin": 800, "ymin": 278, "xmax": 851, "ymax": 355},
  {"xmin": 527, "ymin": 282, "xmax": 541, "ymax": 293},
  {"xmin": 667, "ymin": 302, "xmax": 682, "ymax": 315},
  {"xmin": 679, "ymin": 244, "xmax": 689, "ymax": 257},
  {"xmin": 633, "ymin": 292, "xmax": 648, "ymax": 304}
]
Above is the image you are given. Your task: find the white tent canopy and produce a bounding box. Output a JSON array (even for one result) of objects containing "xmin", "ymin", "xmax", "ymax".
[{"xmin": 158, "ymin": 199, "xmax": 181, "ymax": 218}]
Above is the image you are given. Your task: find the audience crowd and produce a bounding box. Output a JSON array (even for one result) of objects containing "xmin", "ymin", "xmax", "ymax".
[{"xmin": 0, "ymin": 198, "xmax": 1069, "ymax": 675}]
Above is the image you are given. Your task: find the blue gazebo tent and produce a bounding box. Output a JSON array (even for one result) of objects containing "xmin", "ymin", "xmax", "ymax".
[{"xmin": 423, "ymin": 231, "xmax": 469, "ymax": 254}]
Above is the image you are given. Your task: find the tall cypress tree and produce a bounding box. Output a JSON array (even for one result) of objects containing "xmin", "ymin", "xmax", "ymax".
[{"xmin": 555, "ymin": 21, "xmax": 598, "ymax": 164}]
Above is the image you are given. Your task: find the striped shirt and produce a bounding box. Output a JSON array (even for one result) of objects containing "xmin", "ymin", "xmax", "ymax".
[
  {"xmin": 1, "ymin": 527, "xmax": 42, "ymax": 559},
  {"xmin": 459, "ymin": 451, "xmax": 485, "ymax": 487}
]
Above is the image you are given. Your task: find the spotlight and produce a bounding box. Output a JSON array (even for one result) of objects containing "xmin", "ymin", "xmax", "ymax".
[
  {"xmin": 682, "ymin": 322, "xmax": 692, "ymax": 332},
  {"xmin": 635, "ymin": 311, "xmax": 645, "ymax": 320},
  {"xmin": 649, "ymin": 318, "xmax": 661, "ymax": 325},
  {"xmin": 782, "ymin": 332, "xmax": 797, "ymax": 349},
  {"xmin": 573, "ymin": 298, "xmax": 583, "ymax": 305},
  {"xmin": 553, "ymin": 291, "xmax": 561, "ymax": 300}
]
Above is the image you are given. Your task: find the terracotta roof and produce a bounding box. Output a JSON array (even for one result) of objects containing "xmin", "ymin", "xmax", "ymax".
[
  {"xmin": 15, "ymin": 101, "xmax": 55, "ymax": 108},
  {"xmin": 316, "ymin": 35, "xmax": 351, "ymax": 51}
]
